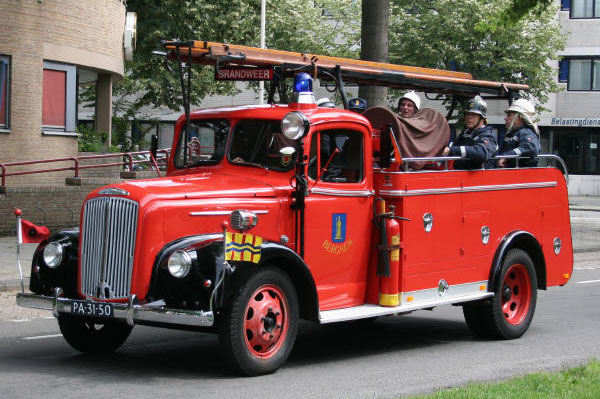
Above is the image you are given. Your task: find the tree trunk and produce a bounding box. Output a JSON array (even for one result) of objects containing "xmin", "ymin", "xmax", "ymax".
[{"xmin": 359, "ymin": 0, "xmax": 389, "ymax": 108}]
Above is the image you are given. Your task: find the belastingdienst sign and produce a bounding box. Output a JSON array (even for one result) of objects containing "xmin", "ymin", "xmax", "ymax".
[{"xmin": 551, "ymin": 118, "xmax": 600, "ymax": 127}]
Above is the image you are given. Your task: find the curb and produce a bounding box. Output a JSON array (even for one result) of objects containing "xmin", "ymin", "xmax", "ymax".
[
  {"xmin": 569, "ymin": 205, "xmax": 600, "ymax": 212},
  {"xmin": 573, "ymin": 247, "xmax": 600, "ymax": 254},
  {"xmin": 0, "ymin": 278, "xmax": 29, "ymax": 293}
]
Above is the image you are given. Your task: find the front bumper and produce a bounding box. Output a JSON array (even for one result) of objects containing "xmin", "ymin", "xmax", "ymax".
[{"xmin": 16, "ymin": 289, "xmax": 214, "ymax": 328}]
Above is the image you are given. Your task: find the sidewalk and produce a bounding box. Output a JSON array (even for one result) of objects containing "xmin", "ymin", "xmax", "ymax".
[{"xmin": 1, "ymin": 196, "xmax": 599, "ymax": 292}]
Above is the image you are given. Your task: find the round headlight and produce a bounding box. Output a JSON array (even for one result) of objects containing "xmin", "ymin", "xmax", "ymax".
[
  {"xmin": 43, "ymin": 242, "xmax": 64, "ymax": 269},
  {"xmin": 167, "ymin": 250, "xmax": 192, "ymax": 278},
  {"xmin": 282, "ymin": 112, "xmax": 309, "ymax": 140}
]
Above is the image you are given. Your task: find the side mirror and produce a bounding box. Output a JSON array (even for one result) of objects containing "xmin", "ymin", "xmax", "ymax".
[{"xmin": 151, "ymin": 134, "xmax": 158, "ymax": 160}]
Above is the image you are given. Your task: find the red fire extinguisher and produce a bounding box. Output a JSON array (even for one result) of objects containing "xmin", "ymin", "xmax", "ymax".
[{"xmin": 375, "ymin": 198, "xmax": 402, "ymax": 307}]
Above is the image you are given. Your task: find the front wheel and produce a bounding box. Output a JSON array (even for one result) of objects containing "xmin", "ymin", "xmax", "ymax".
[
  {"xmin": 58, "ymin": 315, "xmax": 133, "ymax": 353},
  {"xmin": 218, "ymin": 267, "xmax": 299, "ymax": 376},
  {"xmin": 463, "ymin": 249, "xmax": 537, "ymax": 339}
]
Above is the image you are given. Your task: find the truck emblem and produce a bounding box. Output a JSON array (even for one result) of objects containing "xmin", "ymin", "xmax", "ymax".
[{"xmin": 332, "ymin": 213, "xmax": 347, "ymax": 243}]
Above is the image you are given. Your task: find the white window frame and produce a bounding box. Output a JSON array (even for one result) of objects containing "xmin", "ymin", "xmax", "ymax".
[
  {"xmin": 42, "ymin": 61, "xmax": 77, "ymax": 135},
  {"xmin": 0, "ymin": 54, "xmax": 10, "ymax": 131},
  {"xmin": 567, "ymin": 57, "xmax": 600, "ymax": 91},
  {"xmin": 570, "ymin": 0, "xmax": 600, "ymax": 18}
]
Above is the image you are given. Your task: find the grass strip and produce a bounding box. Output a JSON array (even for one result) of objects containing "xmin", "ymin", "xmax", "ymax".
[{"xmin": 410, "ymin": 359, "xmax": 600, "ymax": 399}]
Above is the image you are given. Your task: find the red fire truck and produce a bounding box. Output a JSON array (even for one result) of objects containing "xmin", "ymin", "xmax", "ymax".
[{"xmin": 17, "ymin": 41, "xmax": 573, "ymax": 376}]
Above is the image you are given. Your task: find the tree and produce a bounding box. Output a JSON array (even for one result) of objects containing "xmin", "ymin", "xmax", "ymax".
[
  {"xmin": 388, "ymin": 0, "xmax": 565, "ymax": 108},
  {"xmin": 359, "ymin": 0, "xmax": 389, "ymax": 108},
  {"xmin": 118, "ymin": 0, "xmax": 360, "ymax": 112},
  {"xmin": 503, "ymin": 0, "xmax": 555, "ymax": 21}
]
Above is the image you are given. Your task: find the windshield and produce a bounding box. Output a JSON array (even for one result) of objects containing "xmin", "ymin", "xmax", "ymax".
[
  {"xmin": 174, "ymin": 119, "xmax": 229, "ymax": 168},
  {"xmin": 228, "ymin": 119, "xmax": 297, "ymax": 171}
]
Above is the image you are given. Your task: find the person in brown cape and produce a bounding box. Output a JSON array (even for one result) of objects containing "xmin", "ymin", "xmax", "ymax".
[{"xmin": 364, "ymin": 104, "xmax": 450, "ymax": 170}]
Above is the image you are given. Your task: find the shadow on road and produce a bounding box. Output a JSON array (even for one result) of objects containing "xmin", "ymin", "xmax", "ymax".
[{"xmin": 1, "ymin": 311, "xmax": 477, "ymax": 379}]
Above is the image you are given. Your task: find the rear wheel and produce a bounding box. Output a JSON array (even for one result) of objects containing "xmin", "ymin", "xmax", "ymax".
[
  {"xmin": 463, "ymin": 249, "xmax": 537, "ymax": 339},
  {"xmin": 218, "ymin": 267, "xmax": 298, "ymax": 376},
  {"xmin": 58, "ymin": 315, "xmax": 132, "ymax": 353}
]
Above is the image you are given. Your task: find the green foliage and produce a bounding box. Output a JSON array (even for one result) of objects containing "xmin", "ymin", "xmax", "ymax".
[
  {"xmin": 389, "ymin": 0, "xmax": 565, "ymax": 108},
  {"xmin": 123, "ymin": 0, "xmax": 360, "ymax": 112},
  {"xmin": 76, "ymin": 116, "xmax": 150, "ymax": 153},
  {"xmin": 411, "ymin": 359, "xmax": 600, "ymax": 399},
  {"xmin": 77, "ymin": 123, "xmax": 107, "ymax": 153},
  {"xmin": 503, "ymin": 0, "xmax": 555, "ymax": 22}
]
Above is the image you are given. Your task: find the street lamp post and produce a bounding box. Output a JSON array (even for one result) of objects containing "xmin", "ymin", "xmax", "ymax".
[{"xmin": 259, "ymin": 0, "xmax": 266, "ymax": 104}]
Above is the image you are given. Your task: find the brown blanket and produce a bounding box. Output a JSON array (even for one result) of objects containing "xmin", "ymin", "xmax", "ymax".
[{"xmin": 363, "ymin": 107, "xmax": 450, "ymax": 169}]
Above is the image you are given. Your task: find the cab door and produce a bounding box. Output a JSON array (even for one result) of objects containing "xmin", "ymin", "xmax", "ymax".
[{"xmin": 303, "ymin": 126, "xmax": 374, "ymax": 310}]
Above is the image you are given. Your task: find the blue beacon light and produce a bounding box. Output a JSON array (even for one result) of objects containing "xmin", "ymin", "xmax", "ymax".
[
  {"xmin": 294, "ymin": 73, "xmax": 313, "ymax": 93},
  {"xmin": 291, "ymin": 73, "xmax": 316, "ymax": 105}
]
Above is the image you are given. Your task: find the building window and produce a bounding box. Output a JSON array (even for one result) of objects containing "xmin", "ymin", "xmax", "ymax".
[
  {"xmin": 0, "ymin": 55, "xmax": 9, "ymax": 129},
  {"xmin": 42, "ymin": 61, "xmax": 77, "ymax": 134},
  {"xmin": 560, "ymin": 58, "xmax": 600, "ymax": 90},
  {"xmin": 570, "ymin": 0, "xmax": 600, "ymax": 18}
]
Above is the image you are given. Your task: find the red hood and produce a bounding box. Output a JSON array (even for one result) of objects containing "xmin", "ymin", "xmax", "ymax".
[{"xmin": 87, "ymin": 171, "xmax": 279, "ymax": 205}]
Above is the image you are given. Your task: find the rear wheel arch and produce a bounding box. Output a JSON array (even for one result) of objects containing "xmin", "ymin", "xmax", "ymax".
[{"xmin": 490, "ymin": 231, "xmax": 546, "ymax": 291}]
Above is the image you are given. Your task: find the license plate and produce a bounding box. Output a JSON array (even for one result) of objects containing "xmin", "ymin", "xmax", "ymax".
[{"xmin": 71, "ymin": 300, "xmax": 114, "ymax": 318}]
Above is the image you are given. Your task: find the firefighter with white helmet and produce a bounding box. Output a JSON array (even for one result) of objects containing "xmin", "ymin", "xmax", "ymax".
[
  {"xmin": 443, "ymin": 95, "xmax": 498, "ymax": 169},
  {"xmin": 398, "ymin": 91, "xmax": 420, "ymax": 118},
  {"xmin": 497, "ymin": 98, "xmax": 541, "ymax": 168}
]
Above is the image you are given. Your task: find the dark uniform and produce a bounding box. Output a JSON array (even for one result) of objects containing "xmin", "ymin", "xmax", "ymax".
[
  {"xmin": 448, "ymin": 125, "xmax": 497, "ymax": 170},
  {"xmin": 498, "ymin": 125, "xmax": 540, "ymax": 167}
]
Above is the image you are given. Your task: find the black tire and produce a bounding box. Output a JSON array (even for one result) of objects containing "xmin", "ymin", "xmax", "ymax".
[
  {"xmin": 463, "ymin": 249, "xmax": 537, "ymax": 339},
  {"xmin": 58, "ymin": 315, "xmax": 133, "ymax": 353},
  {"xmin": 462, "ymin": 301, "xmax": 493, "ymax": 338},
  {"xmin": 218, "ymin": 267, "xmax": 299, "ymax": 376}
]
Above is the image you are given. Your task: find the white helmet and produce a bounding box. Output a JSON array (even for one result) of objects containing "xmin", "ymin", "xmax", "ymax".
[
  {"xmin": 505, "ymin": 98, "xmax": 538, "ymax": 135},
  {"xmin": 399, "ymin": 91, "xmax": 421, "ymax": 110},
  {"xmin": 505, "ymin": 98, "xmax": 535, "ymax": 119}
]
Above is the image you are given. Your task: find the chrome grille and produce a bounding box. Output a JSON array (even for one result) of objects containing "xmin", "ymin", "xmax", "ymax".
[{"xmin": 81, "ymin": 197, "xmax": 138, "ymax": 300}]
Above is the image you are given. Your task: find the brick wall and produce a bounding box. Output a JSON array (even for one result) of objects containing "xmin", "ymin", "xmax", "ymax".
[
  {"xmin": 0, "ymin": 0, "xmax": 125, "ymax": 183},
  {"xmin": 0, "ymin": 185, "xmax": 104, "ymax": 236}
]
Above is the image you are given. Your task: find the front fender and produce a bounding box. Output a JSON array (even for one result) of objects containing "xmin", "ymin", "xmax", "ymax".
[
  {"xmin": 148, "ymin": 235, "xmax": 319, "ymax": 321},
  {"xmin": 29, "ymin": 228, "xmax": 79, "ymax": 297},
  {"xmin": 147, "ymin": 234, "xmax": 223, "ymax": 308}
]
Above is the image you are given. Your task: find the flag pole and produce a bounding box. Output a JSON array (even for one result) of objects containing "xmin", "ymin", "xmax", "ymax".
[{"xmin": 15, "ymin": 208, "xmax": 25, "ymax": 294}]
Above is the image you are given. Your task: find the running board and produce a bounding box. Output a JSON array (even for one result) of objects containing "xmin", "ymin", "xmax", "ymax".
[{"xmin": 318, "ymin": 292, "xmax": 494, "ymax": 324}]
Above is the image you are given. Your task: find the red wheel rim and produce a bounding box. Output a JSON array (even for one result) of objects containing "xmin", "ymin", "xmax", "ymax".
[
  {"xmin": 501, "ymin": 264, "xmax": 532, "ymax": 325},
  {"xmin": 243, "ymin": 284, "xmax": 289, "ymax": 359}
]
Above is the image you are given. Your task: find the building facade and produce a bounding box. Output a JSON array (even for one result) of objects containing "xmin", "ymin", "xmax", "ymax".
[
  {"xmin": 0, "ymin": 0, "xmax": 126, "ymax": 183},
  {"xmin": 543, "ymin": 0, "xmax": 600, "ymax": 179}
]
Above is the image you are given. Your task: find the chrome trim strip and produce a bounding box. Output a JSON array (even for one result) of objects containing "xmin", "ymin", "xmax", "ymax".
[
  {"xmin": 379, "ymin": 181, "xmax": 557, "ymax": 197},
  {"xmin": 98, "ymin": 187, "xmax": 130, "ymax": 196},
  {"xmin": 319, "ymin": 280, "xmax": 492, "ymax": 324},
  {"xmin": 189, "ymin": 210, "xmax": 269, "ymax": 216},
  {"xmin": 16, "ymin": 293, "xmax": 215, "ymax": 328},
  {"xmin": 310, "ymin": 187, "xmax": 374, "ymax": 197},
  {"xmin": 403, "ymin": 280, "xmax": 488, "ymax": 303}
]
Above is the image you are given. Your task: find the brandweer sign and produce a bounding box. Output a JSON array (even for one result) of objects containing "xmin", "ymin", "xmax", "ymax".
[
  {"xmin": 215, "ymin": 67, "xmax": 274, "ymax": 81},
  {"xmin": 551, "ymin": 118, "xmax": 600, "ymax": 127}
]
